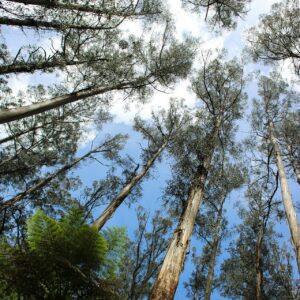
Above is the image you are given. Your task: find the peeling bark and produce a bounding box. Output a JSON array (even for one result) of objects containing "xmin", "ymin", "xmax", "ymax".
[
  {"xmin": 149, "ymin": 123, "xmax": 219, "ymax": 300},
  {"xmin": 149, "ymin": 167, "xmax": 210, "ymax": 300},
  {"xmin": 93, "ymin": 141, "xmax": 167, "ymax": 231}
]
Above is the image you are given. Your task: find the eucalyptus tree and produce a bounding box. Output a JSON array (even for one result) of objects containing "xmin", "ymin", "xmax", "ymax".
[
  {"xmin": 149, "ymin": 54, "xmax": 247, "ymax": 300},
  {"xmin": 117, "ymin": 206, "xmax": 173, "ymax": 300},
  {"xmin": 0, "ymin": 27, "xmax": 195, "ymax": 123},
  {"xmin": 92, "ymin": 100, "xmax": 190, "ymax": 231},
  {"xmin": 0, "ymin": 133, "xmax": 127, "ymax": 244},
  {"xmin": 0, "ymin": 0, "xmax": 164, "ymax": 75},
  {"xmin": 219, "ymin": 176, "xmax": 298, "ymax": 300},
  {"xmin": 247, "ymin": 0, "xmax": 300, "ymax": 75},
  {"xmin": 280, "ymin": 111, "xmax": 300, "ymax": 185},
  {"xmin": 185, "ymin": 162, "xmax": 246, "ymax": 300},
  {"xmin": 182, "ymin": 0, "xmax": 251, "ymax": 29},
  {"xmin": 252, "ymin": 74, "xmax": 300, "ymax": 272},
  {"xmin": 0, "ymin": 134, "xmax": 127, "ymax": 212}
]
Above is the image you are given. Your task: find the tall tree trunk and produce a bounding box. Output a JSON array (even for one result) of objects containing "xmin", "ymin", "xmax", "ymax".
[
  {"xmin": 255, "ymin": 226, "xmax": 264, "ymax": 300},
  {"xmin": 204, "ymin": 197, "xmax": 225, "ymax": 300},
  {"xmin": 0, "ymin": 124, "xmax": 44, "ymax": 144},
  {"xmin": 93, "ymin": 141, "xmax": 167, "ymax": 231},
  {"xmin": 0, "ymin": 16, "xmax": 112, "ymax": 31},
  {"xmin": 150, "ymin": 137, "xmax": 217, "ymax": 299},
  {"xmin": 0, "ymin": 77, "xmax": 149, "ymax": 124},
  {"xmin": 0, "ymin": 55, "xmax": 106, "ymax": 75},
  {"xmin": 286, "ymin": 144, "xmax": 300, "ymax": 186},
  {"xmin": 6, "ymin": 0, "xmax": 157, "ymax": 17},
  {"xmin": 0, "ymin": 142, "xmax": 110, "ymax": 211},
  {"xmin": 268, "ymin": 119, "xmax": 300, "ymax": 273}
]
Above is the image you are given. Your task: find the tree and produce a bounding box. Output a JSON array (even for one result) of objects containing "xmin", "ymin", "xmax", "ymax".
[
  {"xmin": 252, "ymin": 74, "xmax": 300, "ymax": 272},
  {"xmin": 0, "ymin": 207, "xmax": 128, "ymax": 299},
  {"xmin": 0, "ymin": 30, "xmax": 195, "ymax": 123},
  {"xmin": 117, "ymin": 206, "xmax": 173, "ymax": 300},
  {"xmin": 219, "ymin": 178, "xmax": 298, "ymax": 300},
  {"xmin": 247, "ymin": 0, "xmax": 300, "ymax": 75},
  {"xmin": 182, "ymin": 0, "xmax": 251, "ymax": 29},
  {"xmin": 149, "ymin": 54, "xmax": 247, "ymax": 300},
  {"xmin": 280, "ymin": 111, "xmax": 300, "ymax": 185},
  {"xmin": 0, "ymin": 134, "xmax": 127, "ymax": 212},
  {"xmin": 92, "ymin": 101, "xmax": 189, "ymax": 231},
  {"xmin": 185, "ymin": 162, "xmax": 246, "ymax": 300}
]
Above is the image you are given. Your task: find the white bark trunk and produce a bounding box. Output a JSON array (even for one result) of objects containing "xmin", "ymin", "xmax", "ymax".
[
  {"xmin": 268, "ymin": 120, "xmax": 300, "ymax": 273},
  {"xmin": 93, "ymin": 142, "xmax": 167, "ymax": 231},
  {"xmin": 149, "ymin": 121, "xmax": 220, "ymax": 300},
  {"xmin": 0, "ymin": 78, "xmax": 149, "ymax": 124},
  {"xmin": 150, "ymin": 155, "xmax": 214, "ymax": 300},
  {"xmin": 0, "ymin": 144, "xmax": 106, "ymax": 211}
]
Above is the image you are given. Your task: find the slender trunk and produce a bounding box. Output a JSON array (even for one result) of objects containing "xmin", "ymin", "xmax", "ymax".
[
  {"xmin": 150, "ymin": 151, "xmax": 216, "ymax": 299},
  {"xmin": 0, "ymin": 55, "xmax": 102, "ymax": 75},
  {"xmin": 268, "ymin": 119, "xmax": 300, "ymax": 273},
  {"xmin": 93, "ymin": 141, "xmax": 167, "ymax": 231},
  {"xmin": 0, "ymin": 16, "xmax": 112, "ymax": 31},
  {"xmin": 286, "ymin": 144, "xmax": 300, "ymax": 186},
  {"xmin": 0, "ymin": 77, "xmax": 149, "ymax": 124},
  {"xmin": 0, "ymin": 144, "xmax": 105, "ymax": 211},
  {"xmin": 204, "ymin": 198, "xmax": 225, "ymax": 300},
  {"xmin": 0, "ymin": 125, "xmax": 44, "ymax": 144},
  {"xmin": 255, "ymin": 226, "xmax": 264, "ymax": 300},
  {"xmin": 6, "ymin": 0, "xmax": 159, "ymax": 17},
  {"xmin": 204, "ymin": 240, "xmax": 218, "ymax": 300}
]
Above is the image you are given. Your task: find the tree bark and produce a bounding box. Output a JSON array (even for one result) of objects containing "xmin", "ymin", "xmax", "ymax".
[
  {"xmin": 0, "ymin": 55, "xmax": 105, "ymax": 75},
  {"xmin": 93, "ymin": 141, "xmax": 167, "ymax": 231},
  {"xmin": 149, "ymin": 135, "xmax": 217, "ymax": 300},
  {"xmin": 0, "ymin": 16, "xmax": 114, "ymax": 32},
  {"xmin": 268, "ymin": 119, "xmax": 300, "ymax": 273},
  {"xmin": 0, "ymin": 125, "xmax": 44, "ymax": 144},
  {"xmin": 0, "ymin": 142, "xmax": 108, "ymax": 211},
  {"xmin": 6, "ymin": 0, "xmax": 159, "ymax": 17},
  {"xmin": 0, "ymin": 77, "xmax": 149, "ymax": 124},
  {"xmin": 255, "ymin": 226, "xmax": 264, "ymax": 300},
  {"xmin": 204, "ymin": 197, "xmax": 225, "ymax": 300}
]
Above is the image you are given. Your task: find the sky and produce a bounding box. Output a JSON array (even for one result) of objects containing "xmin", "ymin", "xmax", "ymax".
[{"xmin": 2, "ymin": 0, "xmax": 300, "ymax": 299}]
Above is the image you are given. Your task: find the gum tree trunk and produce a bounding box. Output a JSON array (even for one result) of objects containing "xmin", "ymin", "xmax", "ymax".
[
  {"xmin": 0, "ymin": 142, "xmax": 109, "ymax": 211},
  {"xmin": 268, "ymin": 119, "xmax": 300, "ymax": 273},
  {"xmin": 149, "ymin": 160, "xmax": 211, "ymax": 300},
  {"xmin": 93, "ymin": 141, "xmax": 167, "ymax": 231},
  {"xmin": 149, "ymin": 117, "xmax": 222, "ymax": 300},
  {"xmin": 0, "ymin": 77, "xmax": 149, "ymax": 124},
  {"xmin": 6, "ymin": 0, "xmax": 158, "ymax": 17},
  {"xmin": 255, "ymin": 226, "xmax": 264, "ymax": 300},
  {"xmin": 204, "ymin": 197, "xmax": 225, "ymax": 300},
  {"xmin": 149, "ymin": 123, "xmax": 219, "ymax": 300},
  {"xmin": 0, "ymin": 54, "xmax": 107, "ymax": 75},
  {"xmin": 0, "ymin": 16, "xmax": 111, "ymax": 32}
]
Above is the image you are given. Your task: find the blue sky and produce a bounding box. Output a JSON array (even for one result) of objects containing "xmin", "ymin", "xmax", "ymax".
[{"xmin": 2, "ymin": 0, "xmax": 300, "ymax": 299}]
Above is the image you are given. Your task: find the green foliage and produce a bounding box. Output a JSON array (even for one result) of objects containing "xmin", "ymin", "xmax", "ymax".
[
  {"xmin": 247, "ymin": 0, "xmax": 300, "ymax": 75},
  {"xmin": 182, "ymin": 0, "xmax": 251, "ymax": 30},
  {"xmin": 0, "ymin": 207, "xmax": 127, "ymax": 299}
]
